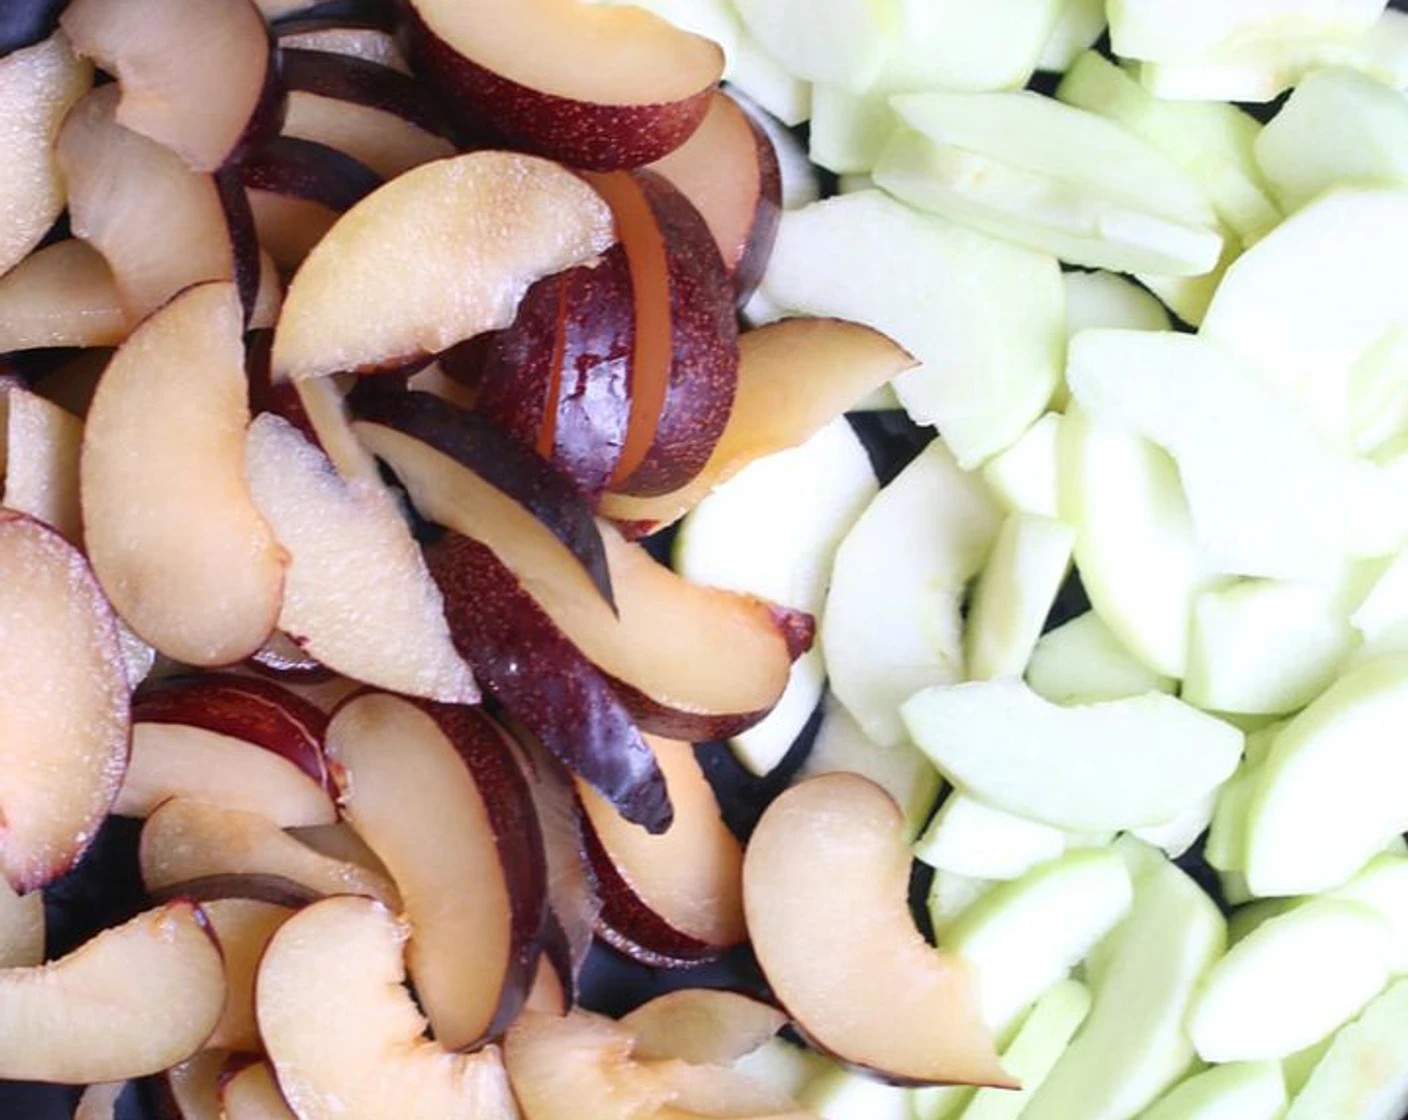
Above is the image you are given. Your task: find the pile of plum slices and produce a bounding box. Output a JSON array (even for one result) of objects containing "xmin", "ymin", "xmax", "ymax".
[{"xmin": 0, "ymin": 0, "xmax": 995, "ymax": 1118}]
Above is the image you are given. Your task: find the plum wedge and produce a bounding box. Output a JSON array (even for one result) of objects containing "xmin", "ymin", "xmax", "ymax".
[
  {"xmin": 201, "ymin": 898, "xmax": 294, "ymax": 1053},
  {"xmin": 0, "ymin": 510, "xmax": 130, "ymax": 893},
  {"xmin": 621, "ymin": 989, "xmax": 786, "ymax": 1065},
  {"xmin": 400, "ymin": 0, "xmax": 723, "ymax": 169},
  {"xmin": 257, "ymin": 895, "xmax": 521, "ymax": 1120},
  {"xmin": 81, "ymin": 281, "xmax": 286, "ymax": 666},
  {"xmin": 60, "ymin": 0, "xmax": 281, "ymax": 172},
  {"xmin": 0, "ymin": 239, "xmax": 129, "ymax": 351},
  {"xmin": 0, "ymin": 902, "xmax": 225, "ymax": 1083},
  {"xmin": 270, "ymin": 150, "xmax": 615, "ymax": 382}
]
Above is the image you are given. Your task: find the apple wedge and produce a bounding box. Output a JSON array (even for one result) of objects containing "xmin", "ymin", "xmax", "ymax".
[
  {"xmin": 743, "ymin": 774, "xmax": 1011, "ymax": 1087},
  {"xmin": 140, "ymin": 798, "xmax": 399, "ymax": 907},
  {"xmin": 0, "ymin": 902, "xmax": 225, "ymax": 1083},
  {"xmin": 581, "ymin": 736, "xmax": 747, "ymax": 965},
  {"xmin": 60, "ymin": 0, "xmax": 280, "ymax": 173},
  {"xmin": 257, "ymin": 895, "xmax": 520, "ymax": 1120},
  {"xmin": 622, "ymin": 990, "xmax": 787, "ymax": 1065},
  {"xmin": 0, "ymin": 510, "xmax": 130, "ymax": 893},
  {"xmin": 57, "ymin": 86, "xmax": 259, "ymax": 322},
  {"xmin": 423, "ymin": 532, "xmax": 672, "ymax": 834},
  {"xmin": 221, "ymin": 1061, "xmax": 297, "ymax": 1120},
  {"xmin": 325, "ymin": 692, "xmax": 548, "ymax": 1050},
  {"xmin": 0, "ymin": 239, "xmax": 128, "ymax": 351},
  {"xmin": 601, "ymin": 317, "xmax": 913, "ymax": 532},
  {"xmin": 202, "ymin": 898, "xmax": 295, "ymax": 1053},
  {"xmin": 0, "ymin": 877, "xmax": 44, "ymax": 968},
  {"xmin": 3, "ymin": 384, "xmax": 84, "ymax": 544},
  {"xmin": 81, "ymin": 281, "xmax": 286, "ymax": 666},
  {"xmin": 271, "ymin": 150, "xmax": 616, "ymax": 382},
  {"xmin": 0, "ymin": 32, "xmax": 92, "ymax": 278},
  {"xmin": 401, "ymin": 0, "xmax": 723, "ymax": 169},
  {"xmin": 244, "ymin": 411, "xmax": 478, "ymax": 703}
]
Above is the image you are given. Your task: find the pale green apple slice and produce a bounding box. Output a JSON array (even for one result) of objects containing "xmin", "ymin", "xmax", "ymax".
[
  {"xmin": 730, "ymin": 1037, "xmax": 827, "ymax": 1102},
  {"xmin": 1106, "ymin": 0, "xmax": 1386, "ymax": 62},
  {"xmin": 1331, "ymin": 855, "xmax": 1408, "ymax": 974},
  {"xmin": 1139, "ymin": 1062, "xmax": 1286, "ymax": 1120},
  {"xmin": 1037, "ymin": 0, "xmax": 1106, "ymax": 72},
  {"xmin": 957, "ymin": 980, "xmax": 1092, "ymax": 1120},
  {"xmin": 902, "ymin": 678, "xmax": 1242, "ymax": 832},
  {"xmin": 1058, "ymin": 407, "xmax": 1208, "ymax": 678},
  {"xmin": 1352, "ymin": 546, "xmax": 1408, "ymax": 657},
  {"xmin": 1347, "ymin": 324, "xmax": 1408, "ymax": 456},
  {"xmin": 1136, "ymin": 230, "xmax": 1240, "ymax": 328},
  {"xmin": 913, "ymin": 794, "xmax": 1067, "ymax": 881},
  {"xmin": 822, "ymin": 438, "xmax": 1002, "ymax": 746},
  {"xmin": 929, "ymin": 871, "xmax": 998, "ymax": 941},
  {"xmin": 1204, "ymin": 722, "xmax": 1282, "ymax": 874},
  {"xmin": 1284, "ymin": 976, "xmax": 1408, "ymax": 1120},
  {"xmin": 1183, "ymin": 575, "xmax": 1364, "ymax": 715},
  {"xmin": 1020, "ymin": 850, "xmax": 1227, "ymax": 1120},
  {"xmin": 981, "ymin": 413, "xmax": 1062, "ymax": 519},
  {"xmin": 1189, "ymin": 899, "xmax": 1390, "ymax": 1062},
  {"xmin": 733, "ymin": 0, "xmax": 896, "ymax": 91},
  {"xmin": 759, "ymin": 191, "xmax": 1064, "ymax": 468},
  {"xmin": 944, "ymin": 849, "xmax": 1131, "ymax": 1037},
  {"xmin": 878, "ymin": 0, "xmax": 1063, "ymax": 93},
  {"xmin": 1130, "ymin": 793, "xmax": 1217, "ymax": 860},
  {"xmin": 807, "ymin": 85, "xmax": 894, "ymax": 176},
  {"xmin": 799, "ymin": 696, "xmax": 940, "ymax": 841},
  {"xmin": 1025, "ymin": 612, "xmax": 1176, "ymax": 706},
  {"xmin": 1202, "ymin": 186, "xmax": 1408, "ymax": 444},
  {"xmin": 1244, "ymin": 655, "xmax": 1408, "ymax": 896},
  {"xmin": 675, "ymin": 419, "xmax": 877, "ymax": 776},
  {"xmin": 1255, "ymin": 67, "xmax": 1408, "ymax": 214},
  {"xmin": 727, "ymin": 34, "xmax": 811, "ymax": 127},
  {"xmin": 798, "ymin": 1064, "xmax": 911, "ymax": 1120},
  {"xmin": 1058, "ymin": 52, "xmax": 1279, "ymax": 241},
  {"xmin": 1068, "ymin": 329, "xmax": 1357, "ymax": 581},
  {"xmin": 965, "ymin": 513, "xmax": 1076, "ymax": 681},
  {"xmin": 1064, "ymin": 270, "xmax": 1170, "ymax": 336}
]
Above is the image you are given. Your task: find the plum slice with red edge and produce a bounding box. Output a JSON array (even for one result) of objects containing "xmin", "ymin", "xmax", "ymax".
[
  {"xmin": 61, "ymin": 0, "xmax": 282, "ymax": 173},
  {"xmin": 400, "ymin": 0, "xmax": 723, "ymax": 170}
]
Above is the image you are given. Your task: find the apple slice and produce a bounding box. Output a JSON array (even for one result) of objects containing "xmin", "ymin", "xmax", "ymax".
[
  {"xmin": 0, "ymin": 510, "xmax": 129, "ymax": 893},
  {"xmin": 743, "ymin": 774, "xmax": 1011, "ymax": 1087},
  {"xmin": 401, "ymin": 0, "xmax": 722, "ymax": 169},
  {"xmin": 0, "ymin": 877, "xmax": 44, "ymax": 968},
  {"xmin": 81, "ymin": 281, "xmax": 286, "ymax": 666},
  {"xmin": 3, "ymin": 384, "xmax": 84, "ymax": 543},
  {"xmin": 1284, "ymin": 977, "xmax": 1408, "ymax": 1120},
  {"xmin": 581, "ymin": 736, "xmax": 746, "ymax": 965},
  {"xmin": 423, "ymin": 532, "xmax": 672, "ymax": 833},
  {"xmin": 202, "ymin": 898, "xmax": 295, "ymax": 1053},
  {"xmin": 326, "ymin": 692, "xmax": 547, "ymax": 1050},
  {"xmin": 221, "ymin": 1061, "xmax": 298, "ymax": 1120},
  {"xmin": 140, "ymin": 798, "xmax": 399, "ymax": 907},
  {"xmin": 244, "ymin": 411, "xmax": 478, "ymax": 703},
  {"xmin": 278, "ymin": 23, "xmax": 411, "ymax": 72},
  {"xmin": 648, "ymin": 90, "xmax": 782, "ymax": 300},
  {"xmin": 622, "ymin": 990, "xmax": 786, "ymax": 1065},
  {"xmin": 0, "ymin": 32, "xmax": 92, "ymax": 278},
  {"xmin": 57, "ymin": 86, "xmax": 259, "ymax": 322},
  {"xmin": 601, "ymin": 317, "xmax": 913, "ymax": 532},
  {"xmin": 257, "ymin": 895, "xmax": 520, "ymax": 1120},
  {"xmin": 60, "ymin": 0, "xmax": 280, "ymax": 173},
  {"xmin": 0, "ymin": 239, "xmax": 128, "ymax": 351},
  {"xmin": 0, "ymin": 902, "xmax": 225, "ymax": 1083},
  {"xmin": 270, "ymin": 150, "xmax": 615, "ymax": 382}
]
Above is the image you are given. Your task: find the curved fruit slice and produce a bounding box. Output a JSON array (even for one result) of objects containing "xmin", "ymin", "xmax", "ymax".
[
  {"xmin": 0, "ymin": 510, "xmax": 130, "ymax": 893},
  {"xmin": 743, "ymin": 774, "xmax": 1011, "ymax": 1087},
  {"xmin": 221, "ymin": 1061, "xmax": 297, "ymax": 1120},
  {"xmin": 0, "ymin": 902, "xmax": 225, "ymax": 1083},
  {"xmin": 140, "ymin": 798, "xmax": 399, "ymax": 906},
  {"xmin": 0, "ymin": 877, "xmax": 44, "ymax": 968},
  {"xmin": 621, "ymin": 990, "xmax": 786, "ymax": 1065},
  {"xmin": 0, "ymin": 239, "xmax": 128, "ymax": 351},
  {"xmin": 901, "ymin": 678, "xmax": 1242, "ymax": 832},
  {"xmin": 0, "ymin": 32, "xmax": 92, "ymax": 277},
  {"xmin": 581, "ymin": 736, "xmax": 746, "ymax": 964},
  {"xmin": 424, "ymin": 532, "xmax": 671, "ymax": 834},
  {"xmin": 3, "ymin": 385, "xmax": 84, "ymax": 544},
  {"xmin": 271, "ymin": 150, "xmax": 615, "ymax": 382},
  {"xmin": 73, "ymin": 1081, "xmax": 126, "ymax": 1120},
  {"xmin": 1284, "ymin": 976, "xmax": 1408, "ymax": 1120},
  {"xmin": 601, "ymin": 317, "xmax": 911, "ymax": 531},
  {"xmin": 82, "ymin": 281, "xmax": 285, "ymax": 665},
  {"xmin": 257, "ymin": 895, "xmax": 520, "ymax": 1120},
  {"xmin": 57, "ymin": 86, "xmax": 256, "ymax": 322},
  {"xmin": 326, "ymin": 692, "xmax": 547, "ymax": 1050},
  {"xmin": 401, "ymin": 0, "xmax": 723, "ymax": 169},
  {"xmin": 278, "ymin": 24, "xmax": 411, "ymax": 72},
  {"xmin": 158, "ymin": 1049, "xmax": 227, "ymax": 1120},
  {"xmin": 202, "ymin": 898, "xmax": 294, "ymax": 1053},
  {"xmin": 648, "ymin": 90, "xmax": 781, "ymax": 301},
  {"xmin": 60, "ymin": 0, "xmax": 279, "ymax": 172},
  {"xmin": 822, "ymin": 438, "xmax": 1002, "ymax": 747}
]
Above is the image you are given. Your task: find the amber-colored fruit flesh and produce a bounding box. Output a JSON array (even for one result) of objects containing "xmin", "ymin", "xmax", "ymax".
[
  {"xmin": 581, "ymin": 737, "xmax": 746, "ymax": 950},
  {"xmin": 256, "ymin": 896, "xmax": 520, "ymax": 1120},
  {"xmin": 0, "ymin": 239, "xmax": 128, "ymax": 351},
  {"xmin": 0, "ymin": 877, "xmax": 45, "ymax": 968},
  {"xmin": 621, "ymin": 990, "xmax": 786, "ymax": 1065},
  {"xmin": 283, "ymin": 92, "xmax": 454, "ymax": 180},
  {"xmin": 221, "ymin": 1061, "xmax": 297, "ymax": 1120},
  {"xmin": 248, "ymin": 189, "xmax": 339, "ymax": 272},
  {"xmin": 0, "ymin": 511, "xmax": 129, "ymax": 893},
  {"xmin": 202, "ymin": 898, "xmax": 294, "ymax": 1053},
  {"xmin": 602, "ymin": 318, "xmax": 915, "ymax": 528},
  {"xmin": 165, "ymin": 1049, "xmax": 228, "ymax": 1120},
  {"xmin": 412, "ymin": 0, "xmax": 720, "ymax": 104},
  {"xmin": 744, "ymin": 774, "xmax": 1011, "ymax": 1087},
  {"xmin": 4, "ymin": 386, "xmax": 85, "ymax": 544}
]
